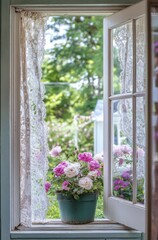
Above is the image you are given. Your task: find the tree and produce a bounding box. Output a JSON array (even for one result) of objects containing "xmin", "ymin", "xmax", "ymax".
[{"xmin": 42, "ymin": 16, "xmax": 103, "ymax": 123}]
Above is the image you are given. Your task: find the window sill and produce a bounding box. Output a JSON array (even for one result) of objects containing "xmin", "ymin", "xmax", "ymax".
[{"xmin": 11, "ymin": 220, "xmax": 142, "ymax": 239}]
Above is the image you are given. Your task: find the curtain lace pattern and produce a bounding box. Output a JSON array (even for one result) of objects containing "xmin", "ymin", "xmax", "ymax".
[
  {"xmin": 113, "ymin": 19, "xmax": 145, "ymax": 180},
  {"xmin": 113, "ymin": 20, "xmax": 145, "ymax": 148},
  {"xmin": 20, "ymin": 11, "xmax": 48, "ymax": 226}
]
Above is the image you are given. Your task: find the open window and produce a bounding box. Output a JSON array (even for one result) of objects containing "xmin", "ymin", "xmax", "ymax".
[
  {"xmin": 104, "ymin": 1, "xmax": 146, "ymax": 232},
  {"xmin": 1, "ymin": 1, "xmax": 149, "ymax": 239}
]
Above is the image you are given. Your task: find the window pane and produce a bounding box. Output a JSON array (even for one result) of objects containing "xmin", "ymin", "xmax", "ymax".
[
  {"xmin": 136, "ymin": 97, "xmax": 145, "ymax": 204},
  {"xmin": 112, "ymin": 99, "xmax": 133, "ymax": 201},
  {"xmin": 136, "ymin": 17, "xmax": 146, "ymax": 92},
  {"xmin": 112, "ymin": 22, "xmax": 133, "ymax": 95}
]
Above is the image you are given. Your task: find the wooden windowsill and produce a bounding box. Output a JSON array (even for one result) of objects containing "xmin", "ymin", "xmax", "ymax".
[
  {"xmin": 10, "ymin": 219, "xmax": 142, "ymax": 239},
  {"xmin": 16, "ymin": 219, "xmax": 132, "ymax": 231}
]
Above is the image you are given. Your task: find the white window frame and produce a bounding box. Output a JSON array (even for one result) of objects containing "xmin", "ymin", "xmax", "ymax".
[
  {"xmin": 1, "ymin": 0, "xmax": 150, "ymax": 240},
  {"xmin": 104, "ymin": 1, "xmax": 146, "ymax": 232}
]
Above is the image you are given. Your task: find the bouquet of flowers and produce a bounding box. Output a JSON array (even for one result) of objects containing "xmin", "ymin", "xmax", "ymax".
[{"xmin": 45, "ymin": 146, "xmax": 103, "ymax": 199}]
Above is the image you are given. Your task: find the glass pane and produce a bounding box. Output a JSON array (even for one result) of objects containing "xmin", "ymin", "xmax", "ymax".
[
  {"xmin": 112, "ymin": 99, "xmax": 133, "ymax": 201},
  {"xmin": 136, "ymin": 97, "xmax": 145, "ymax": 204},
  {"xmin": 112, "ymin": 22, "xmax": 133, "ymax": 95},
  {"xmin": 136, "ymin": 17, "xmax": 146, "ymax": 92}
]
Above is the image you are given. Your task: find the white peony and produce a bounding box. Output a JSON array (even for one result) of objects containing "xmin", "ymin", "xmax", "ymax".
[
  {"xmin": 88, "ymin": 170, "xmax": 98, "ymax": 179},
  {"xmin": 73, "ymin": 163, "xmax": 81, "ymax": 169},
  {"xmin": 78, "ymin": 177, "xmax": 93, "ymax": 190},
  {"xmin": 64, "ymin": 164, "xmax": 80, "ymax": 178},
  {"xmin": 94, "ymin": 153, "xmax": 103, "ymax": 162}
]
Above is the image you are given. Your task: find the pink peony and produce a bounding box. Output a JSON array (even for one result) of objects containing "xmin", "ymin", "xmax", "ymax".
[
  {"xmin": 50, "ymin": 146, "xmax": 62, "ymax": 157},
  {"xmin": 53, "ymin": 161, "xmax": 68, "ymax": 177},
  {"xmin": 78, "ymin": 152, "xmax": 93, "ymax": 162},
  {"xmin": 121, "ymin": 145, "xmax": 132, "ymax": 155},
  {"xmin": 62, "ymin": 180, "xmax": 70, "ymax": 190},
  {"xmin": 88, "ymin": 160, "xmax": 100, "ymax": 171},
  {"xmin": 96, "ymin": 170, "xmax": 102, "ymax": 176},
  {"xmin": 113, "ymin": 145, "xmax": 122, "ymax": 157},
  {"xmin": 45, "ymin": 182, "xmax": 51, "ymax": 192}
]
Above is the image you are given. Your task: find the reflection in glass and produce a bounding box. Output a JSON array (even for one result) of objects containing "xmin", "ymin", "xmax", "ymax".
[
  {"xmin": 136, "ymin": 97, "xmax": 145, "ymax": 204},
  {"xmin": 112, "ymin": 22, "xmax": 133, "ymax": 95},
  {"xmin": 136, "ymin": 17, "xmax": 146, "ymax": 92},
  {"xmin": 112, "ymin": 99, "xmax": 133, "ymax": 201}
]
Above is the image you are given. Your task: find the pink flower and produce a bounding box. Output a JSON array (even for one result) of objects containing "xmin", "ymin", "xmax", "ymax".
[
  {"xmin": 53, "ymin": 161, "xmax": 68, "ymax": 177},
  {"xmin": 119, "ymin": 158, "xmax": 124, "ymax": 166},
  {"xmin": 121, "ymin": 171, "xmax": 131, "ymax": 180},
  {"xmin": 78, "ymin": 152, "xmax": 93, "ymax": 162},
  {"xmin": 50, "ymin": 146, "xmax": 62, "ymax": 157},
  {"xmin": 114, "ymin": 185, "xmax": 120, "ymax": 191},
  {"xmin": 113, "ymin": 145, "xmax": 122, "ymax": 157},
  {"xmin": 62, "ymin": 181, "xmax": 70, "ymax": 190},
  {"xmin": 136, "ymin": 148, "xmax": 145, "ymax": 158},
  {"xmin": 96, "ymin": 170, "xmax": 102, "ymax": 176},
  {"xmin": 45, "ymin": 182, "xmax": 51, "ymax": 192},
  {"xmin": 89, "ymin": 160, "xmax": 100, "ymax": 171},
  {"xmin": 121, "ymin": 145, "xmax": 132, "ymax": 155}
]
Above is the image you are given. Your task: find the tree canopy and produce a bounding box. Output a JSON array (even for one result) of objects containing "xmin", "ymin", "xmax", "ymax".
[{"xmin": 42, "ymin": 16, "xmax": 103, "ymax": 123}]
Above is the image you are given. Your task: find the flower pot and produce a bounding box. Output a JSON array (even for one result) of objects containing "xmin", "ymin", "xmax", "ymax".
[{"xmin": 57, "ymin": 192, "xmax": 98, "ymax": 224}]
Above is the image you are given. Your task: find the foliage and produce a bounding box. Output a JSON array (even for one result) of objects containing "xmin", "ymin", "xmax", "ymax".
[
  {"xmin": 42, "ymin": 16, "xmax": 122, "ymax": 219},
  {"xmin": 47, "ymin": 116, "xmax": 94, "ymax": 153},
  {"xmin": 42, "ymin": 16, "xmax": 104, "ymax": 123},
  {"xmin": 46, "ymin": 145, "xmax": 103, "ymax": 200}
]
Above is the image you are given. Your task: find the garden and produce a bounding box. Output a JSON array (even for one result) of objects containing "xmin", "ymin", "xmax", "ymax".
[{"xmin": 41, "ymin": 15, "xmax": 145, "ymax": 220}]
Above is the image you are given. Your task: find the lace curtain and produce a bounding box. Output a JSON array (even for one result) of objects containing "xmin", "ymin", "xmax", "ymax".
[
  {"xmin": 113, "ymin": 19, "xmax": 146, "ymax": 148},
  {"xmin": 20, "ymin": 11, "xmax": 48, "ymax": 226}
]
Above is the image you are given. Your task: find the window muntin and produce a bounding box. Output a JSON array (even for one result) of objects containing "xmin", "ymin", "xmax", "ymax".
[{"xmin": 109, "ymin": 16, "xmax": 146, "ymax": 204}]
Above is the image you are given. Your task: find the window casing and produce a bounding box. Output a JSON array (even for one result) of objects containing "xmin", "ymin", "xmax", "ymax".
[
  {"xmin": 1, "ymin": 1, "xmax": 151, "ymax": 240},
  {"xmin": 12, "ymin": 1, "xmax": 146, "ymax": 230}
]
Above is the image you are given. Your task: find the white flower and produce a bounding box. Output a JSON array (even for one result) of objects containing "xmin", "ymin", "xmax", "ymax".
[
  {"xmin": 73, "ymin": 163, "xmax": 81, "ymax": 169},
  {"xmin": 78, "ymin": 177, "xmax": 93, "ymax": 190},
  {"xmin": 64, "ymin": 164, "xmax": 80, "ymax": 178},
  {"xmin": 88, "ymin": 170, "xmax": 98, "ymax": 179},
  {"xmin": 94, "ymin": 153, "xmax": 103, "ymax": 162}
]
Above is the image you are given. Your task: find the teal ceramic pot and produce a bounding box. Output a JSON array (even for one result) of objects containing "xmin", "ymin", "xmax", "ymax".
[{"xmin": 57, "ymin": 192, "xmax": 98, "ymax": 224}]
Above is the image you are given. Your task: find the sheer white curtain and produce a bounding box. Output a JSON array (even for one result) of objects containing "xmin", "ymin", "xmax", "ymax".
[
  {"xmin": 20, "ymin": 11, "xmax": 48, "ymax": 226},
  {"xmin": 113, "ymin": 20, "xmax": 145, "ymax": 148}
]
